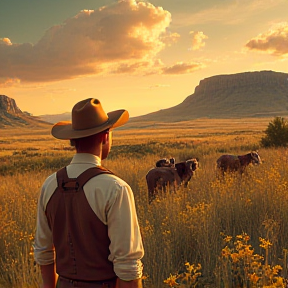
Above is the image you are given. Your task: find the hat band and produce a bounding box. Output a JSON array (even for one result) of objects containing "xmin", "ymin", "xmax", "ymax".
[{"xmin": 72, "ymin": 119, "xmax": 110, "ymax": 131}]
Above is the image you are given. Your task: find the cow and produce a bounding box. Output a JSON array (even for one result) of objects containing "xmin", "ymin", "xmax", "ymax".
[
  {"xmin": 216, "ymin": 151, "xmax": 262, "ymax": 176},
  {"xmin": 146, "ymin": 158, "xmax": 199, "ymax": 204},
  {"xmin": 156, "ymin": 157, "xmax": 175, "ymax": 168}
]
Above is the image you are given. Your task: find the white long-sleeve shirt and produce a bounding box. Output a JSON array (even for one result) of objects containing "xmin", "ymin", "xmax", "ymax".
[{"xmin": 34, "ymin": 153, "xmax": 144, "ymax": 281}]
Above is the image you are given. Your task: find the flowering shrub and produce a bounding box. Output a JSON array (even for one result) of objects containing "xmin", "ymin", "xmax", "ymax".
[
  {"xmin": 164, "ymin": 262, "xmax": 202, "ymax": 287},
  {"xmin": 216, "ymin": 232, "xmax": 285, "ymax": 288}
]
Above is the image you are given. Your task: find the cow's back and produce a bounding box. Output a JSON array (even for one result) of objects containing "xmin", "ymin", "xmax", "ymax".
[
  {"xmin": 146, "ymin": 167, "xmax": 181, "ymax": 203},
  {"xmin": 217, "ymin": 154, "xmax": 240, "ymax": 171}
]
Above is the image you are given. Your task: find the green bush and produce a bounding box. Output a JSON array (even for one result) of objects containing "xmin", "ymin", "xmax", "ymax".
[{"xmin": 260, "ymin": 117, "xmax": 288, "ymax": 147}]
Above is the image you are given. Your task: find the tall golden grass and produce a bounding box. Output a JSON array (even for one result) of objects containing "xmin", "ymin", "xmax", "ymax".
[{"xmin": 1, "ymin": 118, "xmax": 287, "ymax": 287}]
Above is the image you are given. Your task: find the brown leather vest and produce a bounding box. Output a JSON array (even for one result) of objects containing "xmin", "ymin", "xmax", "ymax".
[{"xmin": 45, "ymin": 166, "xmax": 117, "ymax": 281}]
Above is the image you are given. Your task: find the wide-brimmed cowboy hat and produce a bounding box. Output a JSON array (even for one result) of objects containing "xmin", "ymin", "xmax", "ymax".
[{"xmin": 51, "ymin": 98, "xmax": 129, "ymax": 140}]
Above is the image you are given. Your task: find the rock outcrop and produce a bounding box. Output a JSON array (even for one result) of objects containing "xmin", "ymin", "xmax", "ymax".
[
  {"xmin": 0, "ymin": 95, "xmax": 50, "ymax": 128},
  {"xmin": 193, "ymin": 71, "xmax": 287, "ymax": 95},
  {"xmin": 0, "ymin": 95, "xmax": 22, "ymax": 115},
  {"xmin": 131, "ymin": 70, "xmax": 288, "ymax": 122}
]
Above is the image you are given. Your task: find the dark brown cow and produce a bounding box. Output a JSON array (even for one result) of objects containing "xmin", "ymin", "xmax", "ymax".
[
  {"xmin": 156, "ymin": 157, "xmax": 175, "ymax": 168},
  {"xmin": 146, "ymin": 158, "xmax": 199, "ymax": 203},
  {"xmin": 216, "ymin": 151, "xmax": 262, "ymax": 175},
  {"xmin": 175, "ymin": 158, "xmax": 199, "ymax": 187}
]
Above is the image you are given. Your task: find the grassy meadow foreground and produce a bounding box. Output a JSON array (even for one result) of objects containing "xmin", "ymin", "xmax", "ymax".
[{"xmin": 1, "ymin": 117, "xmax": 288, "ymax": 288}]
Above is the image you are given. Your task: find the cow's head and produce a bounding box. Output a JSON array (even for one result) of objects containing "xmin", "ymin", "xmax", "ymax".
[
  {"xmin": 250, "ymin": 151, "xmax": 262, "ymax": 165},
  {"xmin": 169, "ymin": 157, "xmax": 175, "ymax": 167},
  {"xmin": 181, "ymin": 158, "xmax": 199, "ymax": 187},
  {"xmin": 186, "ymin": 158, "xmax": 199, "ymax": 171}
]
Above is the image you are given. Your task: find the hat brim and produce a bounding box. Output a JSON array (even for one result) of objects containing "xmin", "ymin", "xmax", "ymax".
[{"xmin": 51, "ymin": 109, "xmax": 129, "ymax": 140}]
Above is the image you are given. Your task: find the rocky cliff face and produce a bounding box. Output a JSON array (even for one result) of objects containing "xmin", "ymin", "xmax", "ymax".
[
  {"xmin": 193, "ymin": 71, "xmax": 287, "ymax": 96},
  {"xmin": 131, "ymin": 70, "xmax": 288, "ymax": 122},
  {"xmin": 0, "ymin": 95, "xmax": 50, "ymax": 128},
  {"xmin": 0, "ymin": 95, "xmax": 22, "ymax": 115},
  {"xmin": 180, "ymin": 70, "xmax": 288, "ymax": 118}
]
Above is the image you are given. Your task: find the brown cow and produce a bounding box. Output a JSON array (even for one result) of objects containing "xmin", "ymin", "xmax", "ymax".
[
  {"xmin": 146, "ymin": 158, "xmax": 199, "ymax": 203},
  {"xmin": 216, "ymin": 151, "xmax": 261, "ymax": 175},
  {"xmin": 156, "ymin": 157, "xmax": 175, "ymax": 168}
]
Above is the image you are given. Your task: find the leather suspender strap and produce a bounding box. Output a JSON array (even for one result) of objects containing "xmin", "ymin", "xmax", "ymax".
[
  {"xmin": 56, "ymin": 167, "xmax": 79, "ymax": 191},
  {"xmin": 56, "ymin": 166, "xmax": 114, "ymax": 192},
  {"xmin": 76, "ymin": 167, "xmax": 113, "ymax": 188}
]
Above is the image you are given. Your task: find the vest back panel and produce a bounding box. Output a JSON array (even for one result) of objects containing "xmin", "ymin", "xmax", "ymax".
[{"xmin": 45, "ymin": 166, "xmax": 116, "ymax": 281}]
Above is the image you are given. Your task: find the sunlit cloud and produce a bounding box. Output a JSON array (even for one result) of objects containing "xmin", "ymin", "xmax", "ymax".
[
  {"xmin": 162, "ymin": 62, "xmax": 205, "ymax": 74},
  {"xmin": 0, "ymin": 0, "xmax": 172, "ymax": 86},
  {"xmin": 1, "ymin": 38, "xmax": 12, "ymax": 46},
  {"xmin": 0, "ymin": 77, "xmax": 21, "ymax": 88},
  {"xmin": 189, "ymin": 31, "xmax": 208, "ymax": 50},
  {"xmin": 160, "ymin": 32, "xmax": 180, "ymax": 46},
  {"xmin": 111, "ymin": 61, "xmax": 152, "ymax": 74},
  {"xmin": 245, "ymin": 22, "xmax": 288, "ymax": 57}
]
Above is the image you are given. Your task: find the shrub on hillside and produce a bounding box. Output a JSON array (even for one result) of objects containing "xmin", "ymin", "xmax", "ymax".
[{"xmin": 260, "ymin": 116, "xmax": 288, "ymax": 147}]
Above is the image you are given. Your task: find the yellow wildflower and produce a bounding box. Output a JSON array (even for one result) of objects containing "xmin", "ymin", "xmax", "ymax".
[
  {"xmin": 249, "ymin": 273, "xmax": 260, "ymax": 284},
  {"xmin": 259, "ymin": 237, "xmax": 272, "ymax": 249},
  {"xmin": 164, "ymin": 274, "xmax": 179, "ymax": 287}
]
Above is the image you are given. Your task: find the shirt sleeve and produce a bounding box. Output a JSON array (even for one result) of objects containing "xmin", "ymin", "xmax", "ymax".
[
  {"xmin": 106, "ymin": 181, "xmax": 144, "ymax": 281},
  {"xmin": 33, "ymin": 181, "xmax": 55, "ymax": 265}
]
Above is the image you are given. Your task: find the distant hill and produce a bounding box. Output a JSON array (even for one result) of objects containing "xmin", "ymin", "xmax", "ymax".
[
  {"xmin": 0, "ymin": 95, "xmax": 51, "ymax": 129},
  {"xmin": 130, "ymin": 70, "xmax": 288, "ymax": 123},
  {"xmin": 2, "ymin": 70, "xmax": 288, "ymax": 128},
  {"xmin": 38, "ymin": 112, "xmax": 71, "ymax": 124}
]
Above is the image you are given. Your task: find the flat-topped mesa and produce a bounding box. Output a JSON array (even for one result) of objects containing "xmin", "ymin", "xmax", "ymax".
[
  {"xmin": 0, "ymin": 95, "xmax": 22, "ymax": 115},
  {"xmin": 194, "ymin": 71, "xmax": 288, "ymax": 95},
  {"xmin": 130, "ymin": 70, "xmax": 288, "ymax": 122}
]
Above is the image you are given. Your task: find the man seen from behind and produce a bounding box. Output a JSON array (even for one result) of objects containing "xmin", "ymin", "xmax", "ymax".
[{"xmin": 34, "ymin": 98, "xmax": 144, "ymax": 288}]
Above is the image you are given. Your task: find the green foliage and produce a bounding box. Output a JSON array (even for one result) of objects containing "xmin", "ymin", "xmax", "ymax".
[{"xmin": 261, "ymin": 117, "xmax": 288, "ymax": 147}]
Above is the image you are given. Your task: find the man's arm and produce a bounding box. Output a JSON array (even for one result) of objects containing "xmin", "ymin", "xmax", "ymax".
[
  {"xmin": 40, "ymin": 263, "xmax": 57, "ymax": 288},
  {"xmin": 116, "ymin": 278, "xmax": 143, "ymax": 288},
  {"xmin": 105, "ymin": 180, "xmax": 144, "ymax": 286}
]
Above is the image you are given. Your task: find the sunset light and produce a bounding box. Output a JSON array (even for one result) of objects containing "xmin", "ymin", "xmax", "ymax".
[{"xmin": 0, "ymin": 0, "xmax": 287, "ymax": 117}]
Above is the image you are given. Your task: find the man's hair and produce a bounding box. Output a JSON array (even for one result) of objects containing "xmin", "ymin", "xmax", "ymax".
[{"xmin": 70, "ymin": 130, "xmax": 109, "ymax": 152}]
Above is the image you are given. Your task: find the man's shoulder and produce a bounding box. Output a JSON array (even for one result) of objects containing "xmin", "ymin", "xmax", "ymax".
[
  {"xmin": 93, "ymin": 172, "xmax": 128, "ymax": 185},
  {"xmin": 41, "ymin": 172, "xmax": 57, "ymax": 191}
]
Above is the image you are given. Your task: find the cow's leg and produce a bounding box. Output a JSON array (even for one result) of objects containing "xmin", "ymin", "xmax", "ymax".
[
  {"xmin": 147, "ymin": 178, "xmax": 158, "ymax": 204},
  {"xmin": 148, "ymin": 187, "xmax": 157, "ymax": 204}
]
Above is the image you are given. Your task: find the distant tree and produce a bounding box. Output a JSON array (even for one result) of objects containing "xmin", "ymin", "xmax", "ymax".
[{"xmin": 260, "ymin": 116, "xmax": 288, "ymax": 147}]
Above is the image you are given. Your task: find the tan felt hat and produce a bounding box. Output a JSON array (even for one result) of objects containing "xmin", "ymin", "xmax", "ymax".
[{"xmin": 51, "ymin": 98, "xmax": 129, "ymax": 140}]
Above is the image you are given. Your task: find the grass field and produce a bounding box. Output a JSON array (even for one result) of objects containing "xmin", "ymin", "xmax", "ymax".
[{"xmin": 1, "ymin": 117, "xmax": 287, "ymax": 288}]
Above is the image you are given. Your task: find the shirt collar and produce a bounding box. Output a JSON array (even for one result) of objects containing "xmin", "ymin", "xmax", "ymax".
[{"xmin": 70, "ymin": 153, "xmax": 101, "ymax": 166}]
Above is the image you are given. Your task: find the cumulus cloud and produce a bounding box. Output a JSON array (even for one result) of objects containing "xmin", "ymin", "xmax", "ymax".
[
  {"xmin": 0, "ymin": 0, "xmax": 172, "ymax": 85},
  {"xmin": 162, "ymin": 62, "xmax": 205, "ymax": 74},
  {"xmin": 160, "ymin": 32, "xmax": 180, "ymax": 46},
  {"xmin": 111, "ymin": 60, "xmax": 152, "ymax": 74},
  {"xmin": 1, "ymin": 38, "xmax": 12, "ymax": 45},
  {"xmin": 245, "ymin": 22, "xmax": 288, "ymax": 56},
  {"xmin": 190, "ymin": 31, "xmax": 208, "ymax": 50}
]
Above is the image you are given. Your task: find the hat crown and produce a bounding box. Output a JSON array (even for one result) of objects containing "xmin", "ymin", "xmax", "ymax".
[
  {"xmin": 51, "ymin": 98, "xmax": 129, "ymax": 140},
  {"xmin": 72, "ymin": 98, "xmax": 108, "ymax": 130}
]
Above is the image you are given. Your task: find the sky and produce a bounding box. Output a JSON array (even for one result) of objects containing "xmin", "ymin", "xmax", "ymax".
[{"xmin": 0, "ymin": 0, "xmax": 288, "ymax": 117}]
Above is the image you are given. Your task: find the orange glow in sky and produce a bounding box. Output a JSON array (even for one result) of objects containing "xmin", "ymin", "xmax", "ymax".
[{"xmin": 0, "ymin": 0, "xmax": 288, "ymax": 117}]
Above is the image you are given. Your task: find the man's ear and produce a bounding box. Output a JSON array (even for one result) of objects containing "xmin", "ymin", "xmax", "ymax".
[{"xmin": 102, "ymin": 130, "xmax": 109, "ymax": 144}]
